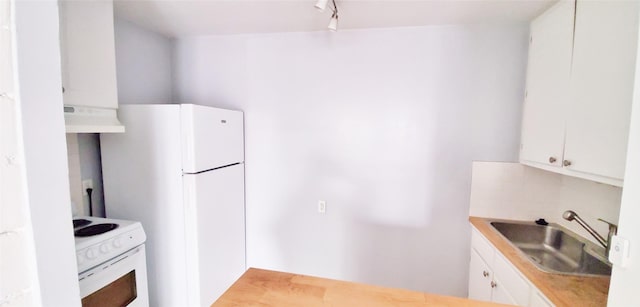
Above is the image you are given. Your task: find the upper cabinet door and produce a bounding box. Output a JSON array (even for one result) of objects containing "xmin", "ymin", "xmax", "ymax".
[
  {"xmin": 520, "ymin": 0, "xmax": 575, "ymax": 168},
  {"xmin": 564, "ymin": 1, "xmax": 639, "ymax": 181},
  {"xmin": 59, "ymin": 0, "xmax": 118, "ymax": 109}
]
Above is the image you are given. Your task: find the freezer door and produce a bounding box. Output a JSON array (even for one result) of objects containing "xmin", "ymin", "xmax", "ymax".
[
  {"xmin": 183, "ymin": 164, "xmax": 246, "ymax": 306},
  {"xmin": 181, "ymin": 104, "xmax": 244, "ymax": 173}
]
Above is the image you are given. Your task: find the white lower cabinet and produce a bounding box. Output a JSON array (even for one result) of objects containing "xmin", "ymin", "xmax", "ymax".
[
  {"xmin": 469, "ymin": 249, "xmax": 493, "ymax": 302},
  {"xmin": 491, "ymin": 273, "xmax": 518, "ymax": 306},
  {"xmin": 530, "ymin": 290, "xmax": 554, "ymax": 307},
  {"xmin": 468, "ymin": 226, "xmax": 554, "ymax": 307}
]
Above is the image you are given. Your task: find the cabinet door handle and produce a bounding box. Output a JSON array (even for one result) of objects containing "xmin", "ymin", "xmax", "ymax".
[
  {"xmin": 549, "ymin": 157, "xmax": 557, "ymax": 163},
  {"xmin": 482, "ymin": 271, "xmax": 489, "ymax": 277},
  {"xmin": 490, "ymin": 281, "xmax": 497, "ymax": 288},
  {"xmin": 563, "ymin": 160, "xmax": 572, "ymax": 167}
]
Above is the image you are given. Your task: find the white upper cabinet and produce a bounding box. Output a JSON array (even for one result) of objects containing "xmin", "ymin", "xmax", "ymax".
[
  {"xmin": 520, "ymin": 0, "xmax": 575, "ymax": 168},
  {"xmin": 564, "ymin": 1, "xmax": 639, "ymax": 181},
  {"xmin": 520, "ymin": 0, "xmax": 638, "ymax": 186},
  {"xmin": 59, "ymin": 0, "xmax": 118, "ymax": 109}
]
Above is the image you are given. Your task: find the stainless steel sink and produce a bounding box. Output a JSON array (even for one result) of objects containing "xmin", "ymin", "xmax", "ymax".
[{"xmin": 490, "ymin": 221, "xmax": 612, "ymax": 276}]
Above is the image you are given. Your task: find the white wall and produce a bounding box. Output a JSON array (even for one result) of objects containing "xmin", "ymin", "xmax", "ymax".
[
  {"xmin": 66, "ymin": 134, "xmax": 83, "ymax": 214},
  {"xmin": 78, "ymin": 134, "xmax": 106, "ymax": 216},
  {"xmin": 13, "ymin": 0, "xmax": 80, "ymax": 305},
  {"xmin": 469, "ymin": 162, "xmax": 622, "ymax": 245},
  {"xmin": 173, "ymin": 24, "xmax": 529, "ymax": 296},
  {"xmin": 66, "ymin": 133, "xmax": 108, "ymax": 217},
  {"xmin": 114, "ymin": 17, "xmax": 173, "ymax": 104}
]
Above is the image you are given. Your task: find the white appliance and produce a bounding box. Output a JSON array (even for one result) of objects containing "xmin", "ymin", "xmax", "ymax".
[
  {"xmin": 74, "ymin": 216, "xmax": 148, "ymax": 306},
  {"xmin": 100, "ymin": 104, "xmax": 246, "ymax": 307}
]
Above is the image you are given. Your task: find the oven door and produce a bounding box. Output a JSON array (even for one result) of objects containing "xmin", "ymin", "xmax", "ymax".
[{"xmin": 79, "ymin": 245, "xmax": 149, "ymax": 307}]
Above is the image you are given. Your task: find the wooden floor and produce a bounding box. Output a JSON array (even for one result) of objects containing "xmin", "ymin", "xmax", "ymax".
[{"xmin": 212, "ymin": 268, "xmax": 509, "ymax": 307}]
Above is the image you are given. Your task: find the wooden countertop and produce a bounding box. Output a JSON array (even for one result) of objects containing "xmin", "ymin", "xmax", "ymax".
[
  {"xmin": 213, "ymin": 268, "xmax": 509, "ymax": 307},
  {"xmin": 469, "ymin": 216, "xmax": 610, "ymax": 307}
]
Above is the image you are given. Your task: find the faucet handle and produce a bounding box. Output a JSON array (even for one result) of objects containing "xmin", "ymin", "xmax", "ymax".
[{"xmin": 597, "ymin": 218, "xmax": 618, "ymax": 233}]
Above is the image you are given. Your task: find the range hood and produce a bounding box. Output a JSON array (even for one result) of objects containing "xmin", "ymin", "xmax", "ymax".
[{"xmin": 64, "ymin": 105, "xmax": 125, "ymax": 133}]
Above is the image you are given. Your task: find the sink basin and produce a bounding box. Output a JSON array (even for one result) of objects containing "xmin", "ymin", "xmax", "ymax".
[{"xmin": 490, "ymin": 221, "xmax": 612, "ymax": 276}]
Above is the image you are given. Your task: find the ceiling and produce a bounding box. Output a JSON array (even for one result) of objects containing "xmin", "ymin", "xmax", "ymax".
[{"xmin": 113, "ymin": 0, "xmax": 557, "ymax": 37}]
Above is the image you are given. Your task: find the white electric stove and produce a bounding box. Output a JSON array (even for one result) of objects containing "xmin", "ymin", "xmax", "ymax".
[{"xmin": 73, "ymin": 216, "xmax": 149, "ymax": 306}]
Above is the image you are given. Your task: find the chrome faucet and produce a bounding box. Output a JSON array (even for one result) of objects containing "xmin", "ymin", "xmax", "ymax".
[{"xmin": 563, "ymin": 210, "xmax": 618, "ymax": 257}]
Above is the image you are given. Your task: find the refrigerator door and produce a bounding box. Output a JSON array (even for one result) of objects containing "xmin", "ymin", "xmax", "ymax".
[
  {"xmin": 183, "ymin": 164, "xmax": 246, "ymax": 306},
  {"xmin": 181, "ymin": 104, "xmax": 244, "ymax": 173}
]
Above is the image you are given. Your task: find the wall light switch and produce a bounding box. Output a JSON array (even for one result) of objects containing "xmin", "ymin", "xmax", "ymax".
[
  {"xmin": 318, "ymin": 200, "xmax": 326, "ymax": 214},
  {"xmin": 609, "ymin": 235, "xmax": 630, "ymax": 267}
]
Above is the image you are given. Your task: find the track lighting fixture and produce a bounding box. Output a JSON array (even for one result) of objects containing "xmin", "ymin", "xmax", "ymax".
[
  {"xmin": 315, "ymin": 0, "xmax": 329, "ymax": 11},
  {"xmin": 328, "ymin": 11, "xmax": 338, "ymax": 32},
  {"xmin": 315, "ymin": 0, "xmax": 339, "ymax": 31}
]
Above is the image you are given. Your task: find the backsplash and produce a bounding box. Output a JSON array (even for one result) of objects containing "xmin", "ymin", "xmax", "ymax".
[
  {"xmin": 469, "ymin": 161, "xmax": 622, "ymax": 245},
  {"xmin": 66, "ymin": 134, "xmax": 83, "ymax": 215},
  {"xmin": 66, "ymin": 133, "xmax": 105, "ymax": 217}
]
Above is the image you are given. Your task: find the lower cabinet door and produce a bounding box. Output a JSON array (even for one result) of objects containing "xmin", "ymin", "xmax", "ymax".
[
  {"xmin": 530, "ymin": 291, "xmax": 554, "ymax": 307},
  {"xmin": 468, "ymin": 249, "xmax": 492, "ymax": 302},
  {"xmin": 493, "ymin": 252, "xmax": 531, "ymax": 306},
  {"xmin": 491, "ymin": 276, "xmax": 519, "ymax": 306}
]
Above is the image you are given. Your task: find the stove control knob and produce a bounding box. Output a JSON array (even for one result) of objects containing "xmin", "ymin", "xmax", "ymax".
[
  {"xmin": 112, "ymin": 238, "xmax": 122, "ymax": 248},
  {"xmin": 85, "ymin": 248, "xmax": 97, "ymax": 260},
  {"xmin": 77, "ymin": 252, "xmax": 84, "ymax": 264},
  {"xmin": 100, "ymin": 244, "xmax": 110, "ymax": 253}
]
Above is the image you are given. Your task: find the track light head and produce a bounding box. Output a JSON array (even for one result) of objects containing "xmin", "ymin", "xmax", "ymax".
[
  {"xmin": 315, "ymin": 0, "xmax": 329, "ymax": 11},
  {"xmin": 328, "ymin": 13, "xmax": 338, "ymax": 32},
  {"xmin": 315, "ymin": 0, "xmax": 339, "ymax": 32}
]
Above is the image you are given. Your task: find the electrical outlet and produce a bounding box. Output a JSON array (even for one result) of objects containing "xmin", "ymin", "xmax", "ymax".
[
  {"xmin": 82, "ymin": 179, "xmax": 94, "ymax": 195},
  {"xmin": 318, "ymin": 200, "xmax": 326, "ymax": 214},
  {"xmin": 609, "ymin": 235, "xmax": 630, "ymax": 267}
]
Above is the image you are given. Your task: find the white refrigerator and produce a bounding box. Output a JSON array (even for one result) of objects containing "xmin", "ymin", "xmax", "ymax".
[{"xmin": 100, "ymin": 104, "xmax": 245, "ymax": 307}]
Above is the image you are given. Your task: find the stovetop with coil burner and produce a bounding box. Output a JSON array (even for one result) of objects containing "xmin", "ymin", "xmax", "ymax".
[
  {"xmin": 72, "ymin": 218, "xmax": 91, "ymax": 228},
  {"xmin": 73, "ymin": 216, "xmax": 146, "ymax": 273},
  {"xmin": 75, "ymin": 222, "xmax": 119, "ymax": 237}
]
